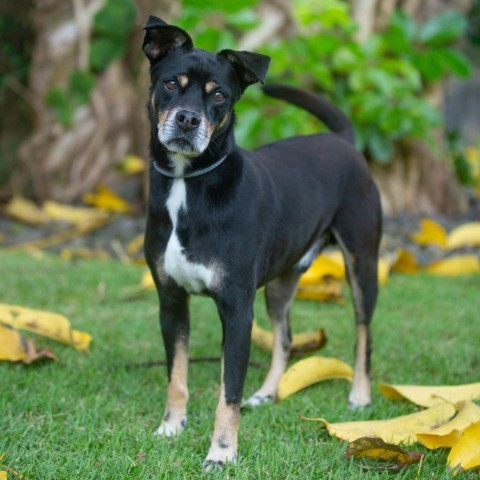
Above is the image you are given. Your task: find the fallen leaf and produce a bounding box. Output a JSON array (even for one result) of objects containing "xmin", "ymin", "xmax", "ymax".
[
  {"xmin": 301, "ymin": 403, "xmax": 456, "ymax": 445},
  {"xmin": 141, "ymin": 270, "xmax": 155, "ymax": 290},
  {"xmin": 448, "ymin": 420, "xmax": 480, "ymax": 475},
  {"xmin": 295, "ymin": 278, "xmax": 344, "ymax": 302},
  {"xmin": 425, "ymin": 255, "xmax": 480, "ymax": 276},
  {"xmin": 346, "ymin": 436, "xmax": 423, "ymax": 470},
  {"xmin": 416, "ymin": 402, "xmax": 480, "ymax": 449},
  {"xmin": 277, "ymin": 356, "xmax": 353, "ymax": 401},
  {"xmin": 43, "ymin": 200, "xmax": 110, "ymax": 226},
  {"xmin": 82, "ymin": 184, "xmax": 132, "ymax": 213},
  {"xmin": 377, "ymin": 258, "xmax": 390, "ymax": 285},
  {"xmin": 0, "ymin": 323, "xmax": 56, "ymax": 364},
  {"xmin": 446, "ymin": 222, "xmax": 480, "ymax": 249},
  {"xmin": 0, "ymin": 471, "xmax": 6, "ymax": 480},
  {"xmin": 0, "ymin": 304, "xmax": 91, "ymax": 351},
  {"xmin": 4, "ymin": 196, "xmax": 49, "ymax": 225},
  {"xmin": 380, "ymin": 382, "xmax": 480, "ymax": 407},
  {"xmin": 411, "ymin": 219, "xmax": 447, "ymax": 248},
  {"xmin": 0, "ymin": 324, "xmax": 28, "ymax": 362},
  {"xmin": 251, "ymin": 319, "xmax": 326, "ymax": 355},
  {"xmin": 117, "ymin": 154, "xmax": 146, "ymax": 174},
  {"xmin": 126, "ymin": 234, "xmax": 145, "ymax": 256},
  {"xmin": 390, "ymin": 249, "xmax": 420, "ymax": 274},
  {"xmin": 299, "ymin": 252, "xmax": 345, "ymax": 285}
]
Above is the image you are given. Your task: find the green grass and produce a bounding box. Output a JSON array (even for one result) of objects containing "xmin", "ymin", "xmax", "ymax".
[{"xmin": 0, "ymin": 250, "xmax": 479, "ymax": 479}]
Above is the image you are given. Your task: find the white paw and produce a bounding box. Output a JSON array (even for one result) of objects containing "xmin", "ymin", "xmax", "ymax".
[
  {"xmin": 242, "ymin": 393, "xmax": 274, "ymax": 408},
  {"xmin": 153, "ymin": 415, "xmax": 187, "ymax": 437},
  {"xmin": 348, "ymin": 390, "xmax": 371, "ymax": 409},
  {"xmin": 203, "ymin": 444, "xmax": 237, "ymax": 471}
]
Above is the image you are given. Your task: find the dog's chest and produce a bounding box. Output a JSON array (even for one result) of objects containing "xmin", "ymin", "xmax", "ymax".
[{"xmin": 163, "ymin": 179, "xmax": 217, "ymax": 293}]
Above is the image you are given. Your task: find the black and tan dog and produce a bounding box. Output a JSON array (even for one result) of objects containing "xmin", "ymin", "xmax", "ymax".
[{"xmin": 142, "ymin": 15, "xmax": 381, "ymax": 469}]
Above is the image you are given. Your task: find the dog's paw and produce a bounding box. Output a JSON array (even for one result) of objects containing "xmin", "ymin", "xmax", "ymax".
[
  {"xmin": 203, "ymin": 446, "xmax": 237, "ymax": 472},
  {"xmin": 348, "ymin": 391, "xmax": 371, "ymax": 409},
  {"xmin": 242, "ymin": 393, "xmax": 274, "ymax": 408},
  {"xmin": 153, "ymin": 415, "xmax": 187, "ymax": 437}
]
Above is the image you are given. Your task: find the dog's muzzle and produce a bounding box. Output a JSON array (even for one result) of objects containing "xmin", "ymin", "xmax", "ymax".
[{"xmin": 158, "ymin": 108, "xmax": 210, "ymax": 157}]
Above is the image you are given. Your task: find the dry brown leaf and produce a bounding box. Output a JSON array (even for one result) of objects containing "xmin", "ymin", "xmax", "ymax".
[
  {"xmin": 448, "ymin": 420, "xmax": 480, "ymax": 475},
  {"xmin": 411, "ymin": 219, "xmax": 447, "ymax": 248},
  {"xmin": 416, "ymin": 402, "xmax": 480, "ymax": 449},
  {"xmin": 301, "ymin": 403, "xmax": 456, "ymax": 445},
  {"xmin": 346, "ymin": 436, "xmax": 423, "ymax": 471},
  {"xmin": 380, "ymin": 382, "xmax": 480, "ymax": 408}
]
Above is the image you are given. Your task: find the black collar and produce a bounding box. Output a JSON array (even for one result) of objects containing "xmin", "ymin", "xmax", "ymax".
[{"xmin": 152, "ymin": 154, "xmax": 228, "ymax": 179}]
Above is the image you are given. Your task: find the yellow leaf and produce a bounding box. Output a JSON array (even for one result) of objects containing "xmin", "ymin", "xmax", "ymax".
[
  {"xmin": 4, "ymin": 196, "xmax": 48, "ymax": 225},
  {"xmin": 295, "ymin": 278, "xmax": 344, "ymax": 302},
  {"xmin": 446, "ymin": 222, "xmax": 480, "ymax": 249},
  {"xmin": 0, "ymin": 471, "xmax": 6, "ymax": 480},
  {"xmin": 390, "ymin": 249, "xmax": 420, "ymax": 274},
  {"xmin": 0, "ymin": 324, "xmax": 56, "ymax": 364},
  {"xmin": 346, "ymin": 437, "xmax": 423, "ymax": 469},
  {"xmin": 0, "ymin": 324, "xmax": 27, "ymax": 362},
  {"xmin": 141, "ymin": 270, "xmax": 155, "ymax": 290},
  {"xmin": 82, "ymin": 184, "xmax": 132, "ymax": 213},
  {"xmin": 251, "ymin": 319, "xmax": 326, "ymax": 355},
  {"xmin": 299, "ymin": 252, "xmax": 345, "ymax": 285},
  {"xmin": 379, "ymin": 382, "xmax": 480, "ymax": 408},
  {"xmin": 277, "ymin": 356, "xmax": 353, "ymax": 401},
  {"xmin": 411, "ymin": 219, "xmax": 447, "ymax": 248},
  {"xmin": 126, "ymin": 234, "xmax": 145, "ymax": 256},
  {"xmin": 378, "ymin": 258, "xmax": 389, "ymax": 285},
  {"xmin": 0, "ymin": 304, "xmax": 92, "ymax": 351},
  {"xmin": 416, "ymin": 402, "xmax": 480, "ymax": 449},
  {"xmin": 117, "ymin": 154, "xmax": 146, "ymax": 174},
  {"xmin": 425, "ymin": 255, "xmax": 480, "ymax": 276},
  {"xmin": 448, "ymin": 420, "xmax": 480, "ymax": 474},
  {"xmin": 43, "ymin": 200, "xmax": 110, "ymax": 226},
  {"xmin": 301, "ymin": 403, "xmax": 456, "ymax": 445}
]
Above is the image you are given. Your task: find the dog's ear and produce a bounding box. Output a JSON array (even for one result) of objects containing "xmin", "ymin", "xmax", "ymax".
[
  {"xmin": 142, "ymin": 15, "xmax": 193, "ymax": 65},
  {"xmin": 219, "ymin": 50, "xmax": 271, "ymax": 91}
]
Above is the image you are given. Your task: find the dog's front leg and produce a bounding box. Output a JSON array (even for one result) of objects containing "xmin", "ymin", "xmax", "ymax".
[
  {"xmin": 154, "ymin": 286, "xmax": 190, "ymax": 437},
  {"xmin": 203, "ymin": 292, "xmax": 254, "ymax": 470}
]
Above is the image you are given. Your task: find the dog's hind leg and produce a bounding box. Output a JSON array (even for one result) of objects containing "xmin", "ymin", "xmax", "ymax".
[
  {"xmin": 153, "ymin": 285, "xmax": 190, "ymax": 437},
  {"xmin": 243, "ymin": 271, "xmax": 300, "ymax": 407},
  {"xmin": 332, "ymin": 206, "xmax": 381, "ymax": 408}
]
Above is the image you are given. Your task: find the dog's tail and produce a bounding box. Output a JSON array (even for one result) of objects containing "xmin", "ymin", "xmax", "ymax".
[{"xmin": 262, "ymin": 83, "xmax": 355, "ymax": 145}]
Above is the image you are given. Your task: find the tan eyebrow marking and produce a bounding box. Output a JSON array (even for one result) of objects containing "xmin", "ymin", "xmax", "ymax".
[
  {"xmin": 178, "ymin": 75, "xmax": 189, "ymax": 88},
  {"xmin": 205, "ymin": 81, "xmax": 219, "ymax": 94}
]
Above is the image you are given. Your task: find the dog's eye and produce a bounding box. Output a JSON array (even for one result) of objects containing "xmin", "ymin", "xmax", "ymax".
[
  {"xmin": 212, "ymin": 92, "xmax": 225, "ymax": 103},
  {"xmin": 164, "ymin": 80, "xmax": 178, "ymax": 91}
]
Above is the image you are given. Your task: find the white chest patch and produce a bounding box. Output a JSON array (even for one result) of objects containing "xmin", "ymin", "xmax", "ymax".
[{"xmin": 164, "ymin": 179, "xmax": 218, "ymax": 293}]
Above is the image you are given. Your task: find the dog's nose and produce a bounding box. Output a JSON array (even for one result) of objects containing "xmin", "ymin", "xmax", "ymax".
[{"xmin": 175, "ymin": 110, "xmax": 201, "ymax": 131}]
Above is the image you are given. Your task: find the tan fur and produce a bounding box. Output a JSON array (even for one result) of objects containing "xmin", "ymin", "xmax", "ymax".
[
  {"xmin": 205, "ymin": 81, "xmax": 219, "ymax": 94},
  {"xmin": 178, "ymin": 75, "xmax": 189, "ymax": 88}
]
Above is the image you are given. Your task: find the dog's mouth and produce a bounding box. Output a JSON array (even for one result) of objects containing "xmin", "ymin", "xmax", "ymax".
[
  {"xmin": 165, "ymin": 137, "xmax": 197, "ymax": 155},
  {"xmin": 159, "ymin": 124, "xmax": 211, "ymax": 157}
]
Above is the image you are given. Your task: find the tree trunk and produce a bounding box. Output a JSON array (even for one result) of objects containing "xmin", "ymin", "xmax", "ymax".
[{"xmin": 12, "ymin": 0, "xmax": 176, "ymax": 203}]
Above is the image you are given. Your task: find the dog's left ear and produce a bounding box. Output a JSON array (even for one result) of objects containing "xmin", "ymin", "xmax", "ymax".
[
  {"xmin": 142, "ymin": 15, "xmax": 193, "ymax": 65},
  {"xmin": 219, "ymin": 50, "xmax": 271, "ymax": 91}
]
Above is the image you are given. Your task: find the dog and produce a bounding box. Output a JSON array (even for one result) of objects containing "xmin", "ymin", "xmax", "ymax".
[{"xmin": 142, "ymin": 15, "xmax": 382, "ymax": 470}]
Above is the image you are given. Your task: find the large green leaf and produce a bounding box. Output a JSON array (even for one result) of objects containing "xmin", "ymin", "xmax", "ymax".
[{"xmin": 418, "ymin": 10, "xmax": 467, "ymax": 46}]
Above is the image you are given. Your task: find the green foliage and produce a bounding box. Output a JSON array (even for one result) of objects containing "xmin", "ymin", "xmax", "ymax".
[
  {"xmin": 232, "ymin": 2, "xmax": 472, "ymax": 163},
  {"xmin": 89, "ymin": 0, "xmax": 136, "ymax": 72},
  {"xmin": 46, "ymin": 0, "xmax": 135, "ymax": 126}
]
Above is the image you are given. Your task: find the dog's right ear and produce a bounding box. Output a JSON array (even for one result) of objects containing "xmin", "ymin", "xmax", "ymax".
[{"xmin": 142, "ymin": 15, "xmax": 193, "ymax": 65}]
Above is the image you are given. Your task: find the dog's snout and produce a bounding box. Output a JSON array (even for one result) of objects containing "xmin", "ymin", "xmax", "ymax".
[{"xmin": 176, "ymin": 110, "xmax": 201, "ymax": 131}]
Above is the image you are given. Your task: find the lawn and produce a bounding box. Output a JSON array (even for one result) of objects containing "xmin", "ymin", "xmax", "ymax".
[{"xmin": 0, "ymin": 250, "xmax": 479, "ymax": 479}]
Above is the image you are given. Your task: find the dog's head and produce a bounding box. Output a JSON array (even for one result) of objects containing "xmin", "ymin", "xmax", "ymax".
[{"xmin": 142, "ymin": 16, "xmax": 270, "ymax": 160}]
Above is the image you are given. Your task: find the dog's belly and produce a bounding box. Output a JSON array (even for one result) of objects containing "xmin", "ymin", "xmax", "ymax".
[{"xmin": 163, "ymin": 179, "xmax": 219, "ymax": 293}]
